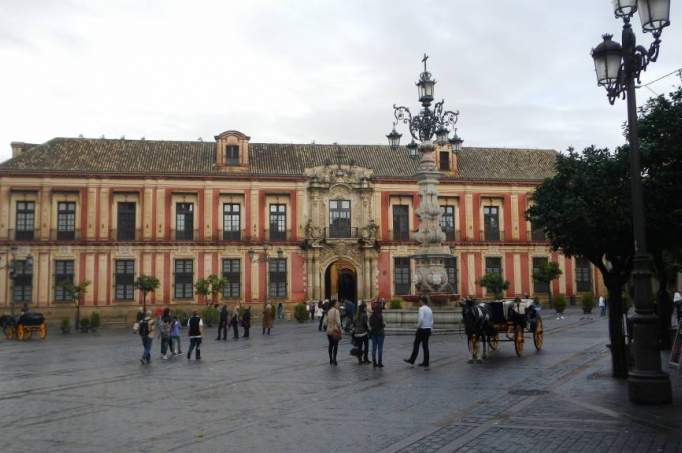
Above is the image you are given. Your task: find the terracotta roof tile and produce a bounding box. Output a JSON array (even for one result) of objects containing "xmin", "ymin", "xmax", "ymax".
[{"xmin": 0, "ymin": 138, "xmax": 556, "ymax": 181}]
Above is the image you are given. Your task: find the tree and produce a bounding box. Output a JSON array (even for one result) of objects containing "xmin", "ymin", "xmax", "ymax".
[
  {"xmin": 532, "ymin": 261, "xmax": 562, "ymax": 307},
  {"xmin": 206, "ymin": 274, "xmax": 227, "ymax": 305},
  {"xmin": 526, "ymin": 146, "xmax": 632, "ymax": 378},
  {"xmin": 134, "ymin": 275, "xmax": 160, "ymax": 315},
  {"xmin": 61, "ymin": 280, "xmax": 91, "ymax": 330},
  {"xmin": 477, "ymin": 272, "xmax": 509, "ymax": 299},
  {"xmin": 194, "ymin": 278, "xmax": 211, "ymax": 305}
]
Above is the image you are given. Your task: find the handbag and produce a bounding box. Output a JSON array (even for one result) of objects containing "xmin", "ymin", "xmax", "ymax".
[{"xmin": 331, "ymin": 327, "xmax": 342, "ymax": 341}]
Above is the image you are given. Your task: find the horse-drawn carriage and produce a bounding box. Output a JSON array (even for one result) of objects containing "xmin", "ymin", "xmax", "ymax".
[
  {"xmin": 1, "ymin": 312, "xmax": 47, "ymax": 341},
  {"xmin": 462, "ymin": 298, "xmax": 543, "ymax": 361}
]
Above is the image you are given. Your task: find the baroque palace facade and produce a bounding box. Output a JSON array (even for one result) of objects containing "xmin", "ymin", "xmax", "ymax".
[{"xmin": 0, "ymin": 130, "xmax": 601, "ymax": 319}]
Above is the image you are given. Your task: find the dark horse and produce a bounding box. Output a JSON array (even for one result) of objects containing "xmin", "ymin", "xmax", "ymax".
[{"xmin": 460, "ymin": 297, "xmax": 496, "ymax": 363}]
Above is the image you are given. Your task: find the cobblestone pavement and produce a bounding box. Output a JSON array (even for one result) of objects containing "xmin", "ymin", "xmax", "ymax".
[{"xmin": 0, "ymin": 309, "xmax": 680, "ymax": 452}]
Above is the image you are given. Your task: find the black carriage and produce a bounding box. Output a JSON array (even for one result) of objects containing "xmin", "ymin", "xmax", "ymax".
[
  {"xmin": 467, "ymin": 299, "xmax": 543, "ymax": 357},
  {"xmin": 1, "ymin": 312, "xmax": 47, "ymax": 341}
]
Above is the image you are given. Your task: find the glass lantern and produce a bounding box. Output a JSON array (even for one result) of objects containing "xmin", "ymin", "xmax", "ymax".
[
  {"xmin": 386, "ymin": 126, "xmax": 402, "ymax": 150},
  {"xmin": 591, "ymin": 34, "xmax": 623, "ymax": 86},
  {"xmin": 638, "ymin": 0, "xmax": 671, "ymax": 32}
]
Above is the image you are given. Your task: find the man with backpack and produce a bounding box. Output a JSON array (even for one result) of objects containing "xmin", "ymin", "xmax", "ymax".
[
  {"xmin": 187, "ymin": 311, "xmax": 203, "ymax": 360},
  {"xmin": 136, "ymin": 310, "xmax": 154, "ymax": 365}
]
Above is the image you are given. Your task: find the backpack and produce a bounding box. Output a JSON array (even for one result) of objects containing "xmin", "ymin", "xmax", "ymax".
[{"xmin": 138, "ymin": 319, "xmax": 150, "ymax": 337}]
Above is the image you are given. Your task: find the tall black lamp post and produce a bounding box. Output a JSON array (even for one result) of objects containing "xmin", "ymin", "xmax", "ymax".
[
  {"xmin": 2, "ymin": 246, "xmax": 33, "ymax": 316},
  {"xmin": 590, "ymin": 0, "xmax": 672, "ymax": 404}
]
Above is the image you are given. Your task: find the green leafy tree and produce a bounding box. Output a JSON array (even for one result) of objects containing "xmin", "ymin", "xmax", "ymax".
[
  {"xmin": 526, "ymin": 146, "xmax": 632, "ymax": 378},
  {"xmin": 134, "ymin": 275, "xmax": 160, "ymax": 315},
  {"xmin": 477, "ymin": 272, "xmax": 509, "ymax": 299},
  {"xmin": 194, "ymin": 278, "xmax": 211, "ymax": 305},
  {"xmin": 60, "ymin": 280, "xmax": 91, "ymax": 330},
  {"xmin": 206, "ymin": 274, "xmax": 227, "ymax": 305},
  {"xmin": 532, "ymin": 261, "xmax": 562, "ymax": 307}
]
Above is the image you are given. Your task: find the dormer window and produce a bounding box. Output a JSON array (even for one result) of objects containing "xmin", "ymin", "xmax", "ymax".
[
  {"xmin": 224, "ymin": 145, "xmax": 239, "ymax": 166},
  {"xmin": 439, "ymin": 151, "xmax": 450, "ymax": 171}
]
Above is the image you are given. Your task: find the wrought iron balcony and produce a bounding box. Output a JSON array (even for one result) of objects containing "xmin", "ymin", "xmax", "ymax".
[
  {"xmin": 481, "ymin": 228, "xmax": 503, "ymax": 242},
  {"xmin": 265, "ymin": 229, "xmax": 291, "ymax": 241},
  {"xmin": 8, "ymin": 229, "xmax": 39, "ymax": 241},
  {"xmin": 324, "ymin": 226, "xmax": 358, "ymax": 240},
  {"xmin": 49, "ymin": 229, "xmax": 81, "ymax": 241},
  {"xmin": 111, "ymin": 228, "xmax": 142, "ymax": 241},
  {"xmin": 171, "ymin": 229, "xmax": 196, "ymax": 241}
]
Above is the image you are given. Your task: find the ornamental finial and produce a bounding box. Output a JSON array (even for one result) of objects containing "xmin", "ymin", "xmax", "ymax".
[{"xmin": 422, "ymin": 53, "xmax": 429, "ymax": 72}]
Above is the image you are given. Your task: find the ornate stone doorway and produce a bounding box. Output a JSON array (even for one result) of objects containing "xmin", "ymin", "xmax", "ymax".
[{"xmin": 324, "ymin": 260, "xmax": 357, "ymax": 302}]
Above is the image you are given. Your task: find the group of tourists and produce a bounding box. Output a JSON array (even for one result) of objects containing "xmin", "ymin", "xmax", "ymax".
[
  {"xmin": 134, "ymin": 303, "xmax": 277, "ymax": 364},
  {"xmin": 322, "ymin": 295, "xmax": 432, "ymax": 369}
]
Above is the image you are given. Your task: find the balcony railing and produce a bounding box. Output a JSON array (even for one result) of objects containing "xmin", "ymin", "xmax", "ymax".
[
  {"xmin": 171, "ymin": 229, "xmax": 196, "ymax": 241},
  {"xmin": 530, "ymin": 228, "xmax": 546, "ymax": 242},
  {"xmin": 387, "ymin": 230, "xmax": 417, "ymax": 242},
  {"xmin": 49, "ymin": 229, "xmax": 81, "ymax": 241},
  {"xmin": 221, "ymin": 229, "xmax": 243, "ymax": 241},
  {"xmin": 111, "ymin": 228, "xmax": 143, "ymax": 241},
  {"xmin": 442, "ymin": 228, "xmax": 461, "ymax": 242},
  {"xmin": 265, "ymin": 229, "xmax": 291, "ymax": 241},
  {"xmin": 481, "ymin": 228, "xmax": 503, "ymax": 241},
  {"xmin": 324, "ymin": 226, "xmax": 358, "ymax": 240},
  {"xmin": 8, "ymin": 229, "xmax": 39, "ymax": 241}
]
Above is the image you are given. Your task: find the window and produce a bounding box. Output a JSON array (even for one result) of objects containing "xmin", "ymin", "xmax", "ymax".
[
  {"xmin": 57, "ymin": 201, "xmax": 76, "ymax": 240},
  {"xmin": 222, "ymin": 258, "xmax": 241, "ymax": 298},
  {"xmin": 392, "ymin": 205, "xmax": 410, "ymax": 241},
  {"xmin": 54, "ymin": 260, "xmax": 74, "ymax": 302},
  {"xmin": 394, "ymin": 257, "xmax": 411, "ymax": 295},
  {"xmin": 575, "ymin": 257, "xmax": 592, "ymax": 292},
  {"xmin": 533, "ymin": 257, "xmax": 549, "ymax": 294},
  {"xmin": 329, "ymin": 199, "xmax": 351, "ymax": 238},
  {"xmin": 483, "ymin": 205, "xmax": 500, "ymax": 241},
  {"xmin": 12, "ymin": 260, "xmax": 32, "ymax": 302},
  {"xmin": 485, "ymin": 257, "xmax": 502, "ymax": 276},
  {"xmin": 440, "ymin": 205, "xmax": 456, "ymax": 241},
  {"xmin": 439, "ymin": 151, "xmax": 450, "ymax": 171},
  {"xmin": 268, "ymin": 258, "xmax": 287, "ymax": 298},
  {"xmin": 175, "ymin": 203, "xmax": 194, "ymax": 240},
  {"xmin": 174, "ymin": 259, "xmax": 194, "ymax": 299},
  {"xmin": 445, "ymin": 257, "xmax": 458, "ymax": 294},
  {"xmin": 224, "ymin": 145, "xmax": 239, "ymax": 166},
  {"xmin": 269, "ymin": 204, "xmax": 287, "ymax": 241},
  {"xmin": 115, "ymin": 260, "xmax": 135, "ymax": 300},
  {"xmin": 223, "ymin": 203, "xmax": 241, "ymax": 240},
  {"xmin": 16, "ymin": 201, "xmax": 35, "ymax": 240},
  {"xmin": 531, "ymin": 222, "xmax": 545, "ymax": 241},
  {"xmin": 117, "ymin": 202, "xmax": 136, "ymax": 240}
]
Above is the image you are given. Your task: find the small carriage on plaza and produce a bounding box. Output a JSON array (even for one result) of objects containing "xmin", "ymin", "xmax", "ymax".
[
  {"xmin": 465, "ymin": 298, "xmax": 543, "ymax": 358},
  {"xmin": 1, "ymin": 312, "xmax": 48, "ymax": 341}
]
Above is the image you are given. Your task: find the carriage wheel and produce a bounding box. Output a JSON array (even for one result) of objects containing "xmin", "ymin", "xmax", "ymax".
[
  {"xmin": 16, "ymin": 324, "xmax": 25, "ymax": 341},
  {"xmin": 533, "ymin": 318, "xmax": 543, "ymax": 351},
  {"xmin": 4, "ymin": 325, "xmax": 14, "ymax": 340},
  {"xmin": 489, "ymin": 333, "xmax": 499, "ymax": 351},
  {"xmin": 38, "ymin": 322, "xmax": 47, "ymax": 340},
  {"xmin": 514, "ymin": 325, "xmax": 524, "ymax": 357}
]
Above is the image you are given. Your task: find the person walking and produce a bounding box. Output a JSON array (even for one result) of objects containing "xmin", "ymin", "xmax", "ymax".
[
  {"xmin": 370, "ymin": 302, "xmax": 386, "ymax": 368},
  {"xmin": 262, "ymin": 303, "xmax": 274, "ymax": 335},
  {"xmin": 170, "ymin": 315, "xmax": 182, "ymax": 355},
  {"xmin": 230, "ymin": 304, "xmax": 240, "ymax": 340},
  {"xmin": 309, "ymin": 301, "xmax": 316, "ymax": 321},
  {"xmin": 217, "ymin": 304, "xmax": 229, "ymax": 341},
  {"xmin": 154, "ymin": 308, "xmax": 163, "ymax": 339},
  {"xmin": 136, "ymin": 310, "xmax": 154, "ymax": 365},
  {"xmin": 353, "ymin": 301, "xmax": 370, "ymax": 364},
  {"xmin": 242, "ymin": 307, "xmax": 251, "ymax": 338},
  {"xmin": 325, "ymin": 300, "xmax": 342, "ymax": 366},
  {"xmin": 318, "ymin": 299, "xmax": 330, "ymax": 332},
  {"xmin": 277, "ymin": 302, "xmax": 284, "ymax": 320},
  {"xmin": 160, "ymin": 311, "xmax": 172, "ymax": 360},
  {"xmin": 599, "ymin": 295, "xmax": 606, "ymax": 317},
  {"xmin": 404, "ymin": 296, "xmax": 433, "ymax": 369},
  {"xmin": 674, "ymin": 289, "xmax": 682, "ymax": 325},
  {"xmin": 186, "ymin": 311, "xmax": 203, "ymax": 360}
]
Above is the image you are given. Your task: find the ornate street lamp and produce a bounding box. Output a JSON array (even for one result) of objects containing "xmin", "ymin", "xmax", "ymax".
[
  {"xmin": 386, "ymin": 123, "xmax": 402, "ymax": 150},
  {"xmin": 248, "ymin": 246, "xmax": 284, "ymax": 307},
  {"xmin": 388, "ymin": 54, "xmax": 463, "ymax": 299},
  {"xmin": 1, "ymin": 246, "xmax": 32, "ymax": 316},
  {"xmin": 590, "ymin": 0, "xmax": 671, "ymax": 404},
  {"xmin": 406, "ymin": 140, "xmax": 419, "ymax": 158},
  {"xmin": 449, "ymin": 130, "xmax": 463, "ymax": 152}
]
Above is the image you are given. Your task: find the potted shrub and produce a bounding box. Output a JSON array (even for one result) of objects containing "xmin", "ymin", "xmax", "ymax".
[
  {"xmin": 201, "ymin": 306, "xmax": 219, "ymax": 328},
  {"xmin": 389, "ymin": 299, "xmax": 402, "ymax": 310},
  {"xmin": 61, "ymin": 318, "xmax": 71, "ymax": 334},
  {"xmin": 79, "ymin": 317, "xmax": 91, "ymax": 333},
  {"xmin": 90, "ymin": 311, "xmax": 101, "ymax": 333},
  {"xmin": 477, "ymin": 272, "xmax": 510, "ymax": 299},
  {"xmin": 293, "ymin": 303, "xmax": 308, "ymax": 323},
  {"xmin": 172, "ymin": 309, "xmax": 189, "ymax": 327},
  {"xmin": 554, "ymin": 294, "xmax": 568, "ymax": 317},
  {"xmin": 581, "ymin": 294, "xmax": 595, "ymax": 314}
]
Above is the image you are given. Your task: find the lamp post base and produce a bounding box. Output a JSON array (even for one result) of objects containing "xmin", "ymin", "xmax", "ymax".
[{"xmin": 628, "ymin": 371, "xmax": 672, "ymax": 405}]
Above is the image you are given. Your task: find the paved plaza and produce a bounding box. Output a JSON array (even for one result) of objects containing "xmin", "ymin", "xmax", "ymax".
[{"xmin": 1, "ymin": 309, "xmax": 681, "ymax": 453}]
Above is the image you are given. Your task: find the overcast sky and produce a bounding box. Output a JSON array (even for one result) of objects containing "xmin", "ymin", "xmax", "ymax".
[{"xmin": 1, "ymin": 0, "xmax": 681, "ymax": 162}]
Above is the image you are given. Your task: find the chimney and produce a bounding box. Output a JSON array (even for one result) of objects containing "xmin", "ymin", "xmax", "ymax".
[{"xmin": 10, "ymin": 142, "xmax": 27, "ymax": 158}]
